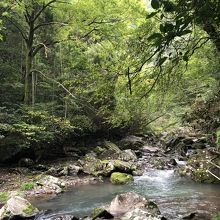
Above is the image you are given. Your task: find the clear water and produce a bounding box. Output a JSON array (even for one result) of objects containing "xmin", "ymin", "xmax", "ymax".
[{"xmin": 33, "ymin": 170, "xmax": 220, "ymax": 219}]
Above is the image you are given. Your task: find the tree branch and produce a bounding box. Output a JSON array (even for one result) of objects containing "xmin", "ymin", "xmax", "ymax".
[
  {"xmin": 32, "ymin": 40, "xmax": 60, "ymax": 57},
  {"xmin": 140, "ymin": 66, "xmax": 163, "ymax": 99},
  {"xmin": 33, "ymin": 21, "xmax": 68, "ymax": 31},
  {"xmin": 33, "ymin": 0, "xmax": 57, "ymax": 22},
  {"xmin": 5, "ymin": 17, "xmax": 28, "ymax": 42}
]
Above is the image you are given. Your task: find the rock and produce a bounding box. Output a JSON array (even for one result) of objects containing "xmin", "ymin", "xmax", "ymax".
[
  {"xmin": 68, "ymin": 165, "xmax": 83, "ymax": 176},
  {"xmin": 107, "ymin": 192, "xmax": 160, "ymax": 217},
  {"xmin": 143, "ymin": 146, "xmax": 160, "ymax": 153},
  {"xmin": 59, "ymin": 166, "xmax": 69, "ymax": 176},
  {"xmin": 18, "ymin": 158, "xmax": 35, "ymax": 168},
  {"xmin": 113, "ymin": 160, "xmax": 132, "ymax": 173},
  {"xmin": 99, "ymin": 141, "xmax": 122, "ymax": 160},
  {"xmin": 83, "ymin": 154, "xmax": 113, "ymax": 176},
  {"xmin": 119, "ymin": 136, "xmax": 145, "ymax": 150},
  {"xmin": 46, "ymin": 167, "xmax": 62, "ymax": 176},
  {"xmin": 0, "ymin": 196, "xmax": 39, "ymax": 219},
  {"xmin": 36, "ymin": 175, "xmax": 65, "ymax": 194},
  {"xmin": 49, "ymin": 215, "xmax": 79, "ymax": 220},
  {"xmin": 121, "ymin": 208, "xmax": 161, "ymax": 220},
  {"xmin": 182, "ymin": 212, "xmax": 198, "ymax": 219},
  {"xmin": 131, "ymin": 164, "xmax": 144, "ymax": 176},
  {"xmin": 110, "ymin": 172, "xmax": 133, "ymax": 185},
  {"xmin": 118, "ymin": 149, "xmax": 137, "ymax": 162},
  {"xmin": 37, "ymin": 175, "xmax": 65, "ymax": 187},
  {"xmin": 91, "ymin": 208, "xmax": 114, "ymax": 220},
  {"xmin": 33, "ymin": 164, "xmax": 48, "ymax": 171},
  {"xmin": 168, "ymin": 158, "xmax": 177, "ymax": 166}
]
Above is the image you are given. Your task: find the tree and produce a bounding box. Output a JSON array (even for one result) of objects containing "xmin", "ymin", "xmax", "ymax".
[
  {"xmin": 2, "ymin": 0, "xmax": 68, "ymax": 105},
  {"xmin": 147, "ymin": 0, "xmax": 220, "ymax": 62}
]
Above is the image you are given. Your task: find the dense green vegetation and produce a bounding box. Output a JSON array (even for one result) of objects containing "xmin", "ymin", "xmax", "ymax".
[{"xmin": 0, "ymin": 0, "xmax": 219, "ymax": 163}]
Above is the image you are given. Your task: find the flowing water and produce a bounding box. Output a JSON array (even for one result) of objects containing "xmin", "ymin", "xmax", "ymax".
[{"xmin": 33, "ymin": 170, "xmax": 220, "ymax": 219}]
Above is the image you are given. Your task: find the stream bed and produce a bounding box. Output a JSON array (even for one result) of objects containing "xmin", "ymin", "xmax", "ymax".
[{"xmin": 33, "ymin": 170, "xmax": 220, "ymax": 219}]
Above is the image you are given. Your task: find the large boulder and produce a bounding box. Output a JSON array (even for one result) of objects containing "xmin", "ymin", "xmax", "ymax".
[
  {"xmin": 82, "ymin": 154, "xmax": 114, "ymax": 177},
  {"xmin": 110, "ymin": 172, "xmax": 134, "ymax": 185},
  {"xmin": 35, "ymin": 175, "xmax": 66, "ymax": 194},
  {"xmin": 99, "ymin": 141, "xmax": 122, "ymax": 160},
  {"xmin": 113, "ymin": 160, "xmax": 132, "ymax": 173},
  {"xmin": 107, "ymin": 192, "xmax": 160, "ymax": 217},
  {"xmin": 118, "ymin": 149, "xmax": 137, "ymax": 162},
  {"xmin": 0, "ymin": 196, "xmax": 39, "ymax": 219},
  {"xmin": 119, "ymin": 136, "xmax": 145, "ymax": 150}
]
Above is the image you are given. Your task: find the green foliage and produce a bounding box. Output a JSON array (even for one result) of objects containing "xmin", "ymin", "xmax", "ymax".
[
  {"xmin": 212, "ymin": 213, "xmax": 220, "ymax": 220},
  {"xmin": 21, "ymin": 182, "xmax": 35, "ymax": 191},
  {"xmin": 0, "ymin": 192, "xmax": 8, "ymax": 203},
  {"xmin": 0, "ymin": 0, "xmax": 219, "ymax": 162},
  {"xmin": 23, "ymin": 204, "xmax": 36, "ymax": 215}
]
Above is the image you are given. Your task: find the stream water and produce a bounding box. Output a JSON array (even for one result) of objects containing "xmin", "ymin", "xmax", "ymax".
[{"xmin": 33, "ymin": 170, "xmax": 220, "ymax": 219}]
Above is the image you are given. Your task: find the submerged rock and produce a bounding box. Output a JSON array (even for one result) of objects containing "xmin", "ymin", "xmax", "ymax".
[
  {"xmin": 110, "ymin": 172, "xmax": 133, "ymax": 185},
  {"xmin": 0, "ymin": 196, "xmax": 39, "ymax": 219}
]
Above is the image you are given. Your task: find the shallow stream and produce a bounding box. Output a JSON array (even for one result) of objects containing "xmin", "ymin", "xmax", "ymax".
[{"xmin": 33, "ymin": 170, "xmax": 220, "ymax": 219}]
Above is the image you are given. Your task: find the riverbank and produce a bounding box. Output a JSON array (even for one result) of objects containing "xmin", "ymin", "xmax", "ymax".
[{"xmin": 0, "ymin": 130, "xmax": 220, "ymax": 219}]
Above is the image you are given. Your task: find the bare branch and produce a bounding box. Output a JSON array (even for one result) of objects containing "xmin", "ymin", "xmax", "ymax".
[{"xmin": 32, "ymin": 40, "xmax": 60, "ymax": 57}]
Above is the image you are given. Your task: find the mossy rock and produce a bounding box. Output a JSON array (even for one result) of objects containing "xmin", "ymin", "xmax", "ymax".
[
  {"xmin": 0, "ymin": 196, "xmax": 39, "ymax": 219},
  {"xmin": 113, "ymin": 160, "xmax": 131, "ymax": 173},
  {"xmin": 110, "ymin": 172, "xmax": 134, "ymax": 185},
  {"xmin": 91, "ymin": 207, "xmax": 113, "ymax": 220}
]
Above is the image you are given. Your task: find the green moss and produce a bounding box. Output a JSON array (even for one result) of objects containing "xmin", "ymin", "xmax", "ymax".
[
  {"xmin": 212, "ymin": 212, "xmax": 220, "ymax": 220},
  {"xmin": 193, "ymin": 168, "xmax": 216, "ymax": 183},
  {"xmin": 91, "ymin": 208, "xmax": 105, "ymax": 219},
  {"xmin": 21, "ymin": 182, "xmax": 35, "ymax": 191},
  {"xmin": 23, "ymin": 204, "xmax": 35, "ymax": 215},
  {"xmin": 94, "ymin": 146, "xmax": 105, "ymax": 155},
  {"xmin": 0, "ymin": 192, "xmax": 8, "ymax": 203},
  {"xmin": 110, "ymin": 172, "xmax": 133, "ymax": 184}
]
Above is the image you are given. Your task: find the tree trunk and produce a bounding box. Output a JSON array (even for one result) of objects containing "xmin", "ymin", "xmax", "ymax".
[{"xmin": 24, "ymin": 49, "xmax": 33, "ymax": 105}]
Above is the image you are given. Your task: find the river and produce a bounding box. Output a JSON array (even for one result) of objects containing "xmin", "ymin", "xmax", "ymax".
[{"xmin": 33, "ymin": 169, "xmax": 220, "ymax": 219}]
